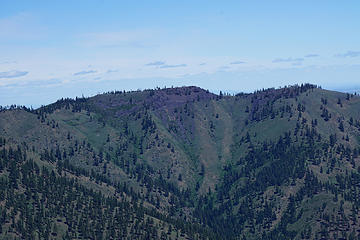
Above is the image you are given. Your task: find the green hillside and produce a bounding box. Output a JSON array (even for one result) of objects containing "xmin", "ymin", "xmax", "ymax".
[{"xmin": 1, "ymin": 84, "xmax": 360, "ymax": 239}]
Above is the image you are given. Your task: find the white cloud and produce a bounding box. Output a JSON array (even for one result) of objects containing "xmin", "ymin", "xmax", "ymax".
[
  {"xmin": 0, "ymin": 70, "xmax": 28, "ymax": 79},
  {"xmin": 230, "ymin": 61, "xmax": 246, "ymax": 64},
  {"xmin": 79, "ymin": 30, "xmax": 159, "ymax": 49},
  {"xmin": 335, "ymin": 50, "xmax": 360, "ymax": 58},
  {"xmin": 272, "ymin": 57, "xmax": 304, "ymax": 63},
  {"xmin": 0, "ymin": 13, "xmax": 46, "ymax": 41},
  {"xmin": 160, "ymin": 64, "xmax": 187, "ymax": 69},
  {"xmin": 73, "ymin": 70, "xmax": 97, "ymax": 76},
  {"xmin": 145, "ymin": 61, "xmax": 165, "ymax": 66},
  {"xmin": 304, "ymin": 54, "xmax": 319, "ymax": 58},
  {"xmin": 107, "ymin": 69, "xmax": 119, "ymax": 73}
]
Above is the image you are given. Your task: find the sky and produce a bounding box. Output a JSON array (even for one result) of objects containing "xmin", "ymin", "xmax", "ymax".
[{"xmin": 0, "ymin": 0, "xmax": 360, "ymax": 107}]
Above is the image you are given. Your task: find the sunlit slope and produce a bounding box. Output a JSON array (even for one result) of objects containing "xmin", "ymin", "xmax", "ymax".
[{"xmin": 2, "ymin": 84, "xmax": 360, "ymax": 239}]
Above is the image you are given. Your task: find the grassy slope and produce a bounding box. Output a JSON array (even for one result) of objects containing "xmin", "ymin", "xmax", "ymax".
[{"xmin": 2, "ymin": 85, "xmax": 360, "ymax": 239}]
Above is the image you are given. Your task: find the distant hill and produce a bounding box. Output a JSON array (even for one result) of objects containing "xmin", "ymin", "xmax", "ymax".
[{"xmin": 1, "ymin": 83, "xmax": 360, "ymax": 239}]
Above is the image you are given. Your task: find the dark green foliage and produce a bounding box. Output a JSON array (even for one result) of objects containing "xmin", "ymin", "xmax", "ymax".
[
  {"xmin": 1, "ymin": 84, "xmax": 360, "ymax": 239},
  {"xmin": 0, "ymin": 142, "xmax": 213, "ymax": 240}
]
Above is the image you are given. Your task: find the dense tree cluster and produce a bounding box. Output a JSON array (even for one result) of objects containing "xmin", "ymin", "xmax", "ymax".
[
  {"xmin": 2, "ymin": 84, "xmax": 360, "ymax": 239},
  {"xmin": 0, "ymin": 140, "xmax": 215, "ymax": 239}
]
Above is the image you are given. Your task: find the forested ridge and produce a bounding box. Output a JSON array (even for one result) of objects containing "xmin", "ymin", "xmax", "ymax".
[{"xmin": 1, "ymin": 84, "xmax": 360, "ymax": 239}]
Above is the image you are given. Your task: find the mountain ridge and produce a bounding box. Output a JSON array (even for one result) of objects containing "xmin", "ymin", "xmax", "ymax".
[{"xmin": 1, "ymin": 83, "xmax": 360, "ymax": 239}]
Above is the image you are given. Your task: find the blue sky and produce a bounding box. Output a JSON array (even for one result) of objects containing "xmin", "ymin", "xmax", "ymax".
[{"xmin": 0, "ymin": 1, "xmax": 360, "ymax": 107}]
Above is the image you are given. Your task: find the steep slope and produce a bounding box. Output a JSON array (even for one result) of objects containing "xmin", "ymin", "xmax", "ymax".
[{"xmin": 1, "ymin": 84, "xmax": 360, "ymax": 239}]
